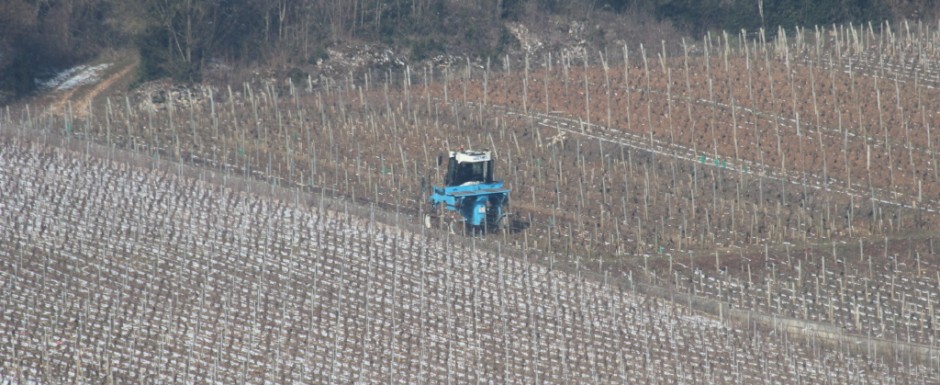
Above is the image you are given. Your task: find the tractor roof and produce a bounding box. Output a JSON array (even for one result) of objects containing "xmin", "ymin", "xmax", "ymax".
[{"xmin": 450, "ymin": 150, "xmax": 491, "ymax": 164}]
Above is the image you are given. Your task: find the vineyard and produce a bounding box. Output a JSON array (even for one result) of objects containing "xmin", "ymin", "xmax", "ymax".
[{"xmin": 3, "ymin": 20, "xmax": 940, "ymax": 382}]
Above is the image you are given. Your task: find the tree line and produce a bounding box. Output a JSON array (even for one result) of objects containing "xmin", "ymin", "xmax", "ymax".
[{"xmin": 0, "ymin": 0, "xmax": 924, "ymax": 103}]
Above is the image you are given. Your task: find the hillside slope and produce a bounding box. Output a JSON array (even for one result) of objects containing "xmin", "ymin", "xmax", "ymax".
[{"xmin": 1, "ymin": 135, "xmax": 935, "ymax": 383}]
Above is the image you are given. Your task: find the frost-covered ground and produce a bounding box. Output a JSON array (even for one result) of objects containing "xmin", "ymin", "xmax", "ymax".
[
  {"xmin": 0, "ymin": 139, "xmax": 936, "ymax": 384},
  {"xmin": 36, "ymin": 63, "xmax": 112, "ymax": 91}
]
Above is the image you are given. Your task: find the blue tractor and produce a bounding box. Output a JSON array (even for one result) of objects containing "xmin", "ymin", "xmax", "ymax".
[{"xmin": 425, "ymin": 149, "xmax": 510, "ymax": 234}]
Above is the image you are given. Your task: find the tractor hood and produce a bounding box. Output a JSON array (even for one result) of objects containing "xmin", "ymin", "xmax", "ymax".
[{"xmin": 435, "ymin": 180, "xmax": 509, "ymax": 197}]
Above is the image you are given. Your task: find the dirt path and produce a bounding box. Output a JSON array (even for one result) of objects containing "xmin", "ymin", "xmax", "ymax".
[
  {"xmin": 46, "ymin": 56, "xmax": 138, "ymax": 117},
  {"xmin": 45, "ymin": 86, "xmax": 81, "ymax": 116},
  {"xmin": 73, "ymin": 62, "xmax": 137, "ymax": 116}
]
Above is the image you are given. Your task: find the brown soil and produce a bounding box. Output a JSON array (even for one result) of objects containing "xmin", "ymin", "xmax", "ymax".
[{"xmin": 42, "ymin": 53, "xmax": 139, "ymax": 117}]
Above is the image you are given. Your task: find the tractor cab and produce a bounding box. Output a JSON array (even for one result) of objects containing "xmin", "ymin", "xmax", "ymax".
[
  {"xmin": 426, "ymin": 149, "xmax": 510, "ymax": 233},
  {"xmin": 445, "ymin": 150, "xmax": 494, "ymax": 186}
]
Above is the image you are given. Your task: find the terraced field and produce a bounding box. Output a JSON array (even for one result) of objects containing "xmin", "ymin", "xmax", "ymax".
[
  {"xmin": 1, "ymin": 136, "xmax": 936, "ymax": 384},
  {"xmin": 4, "ymin": 20, "xmax": 940, "ymax": 383}
]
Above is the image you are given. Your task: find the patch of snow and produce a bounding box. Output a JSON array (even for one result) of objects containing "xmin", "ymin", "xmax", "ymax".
[
  {"xmin": 508, "ymin": 23, "xmax": 543, "ymax": 53},
  {"xmin": 37, "ymin": 66, "xmax": 84, "ymax": 89},
  {"xmin": 37, "ymin": 63, "xmax": 112, "ymax": 91}
]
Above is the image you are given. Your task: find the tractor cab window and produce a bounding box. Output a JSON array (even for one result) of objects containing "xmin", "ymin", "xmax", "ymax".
[{"xmin": 446, "ymin": 159, "xmax": 493, "ymax": 186}]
